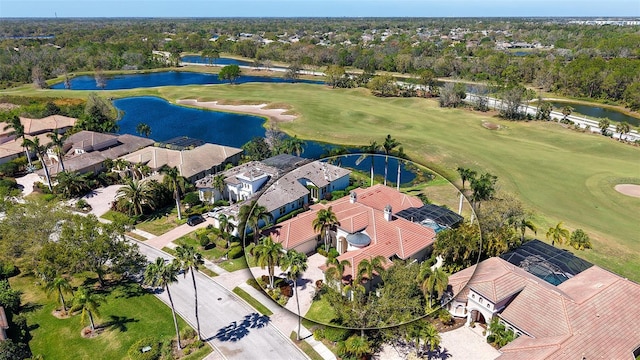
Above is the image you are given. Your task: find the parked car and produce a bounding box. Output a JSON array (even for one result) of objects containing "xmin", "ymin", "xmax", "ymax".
[{"xmin": 187, "ymin": 214, "xmax": 205, "ymax": 226}]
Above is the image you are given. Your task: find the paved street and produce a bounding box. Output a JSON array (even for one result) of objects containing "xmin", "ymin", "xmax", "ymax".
[{"xmin": 135, "ymin": 241, "xmax": 308, "ymax": 360}]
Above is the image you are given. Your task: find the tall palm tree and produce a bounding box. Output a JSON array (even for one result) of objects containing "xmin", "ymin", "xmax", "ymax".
[
  {"xmin": 423, "ymin": 323, "xmax": 441, "ymax": 360},
  {"xmin": 419, "ymin": 266, "xmax": 449, "ymax": 308},
  {"xmin": 71, "ymin": 286, "xmax": 105, "ymax": 332},
  {"xmin": 456, "ymin": 167, "xmax": 477, "ymax": 191},
  {"xmin": 162, "ymin": 166, "xmax": 186, "ymax": 220},
  {"xmin": 238, "ymin": 200, "xmax": 273, "ymax": 245},
  {"xmin": 144, "ymin": 257, "xmax": 182, "ymax": 350},
  {"xmin": 514, "ymin": 217, "xmax": 536, "ymax": 243},
  {"xmin": 281, "ymin": 250, "xmax": 308, "ymax": 340},
  {"xmin": 218, "ymin": 214, "xmax": 236, "ymax": 247},
  {"xmin": 546, "ymin": 221, "xmax": 570, "ymax": 246},
  {"xmin": 356, "ymin": 255, "xmax": 387, "ymax": 292},
  {"xmin": 312, "ymin": 206, "xmax": 340, "ymax": 251},
  {"xmin": 213, "ymin": 173, "xmax": 226, "ymax": 201},
  {"xmin": 23, "ymin": 136, "xmax": 52, "ymax": 191},
  {"xmin": 382, "ymin": 134, "xmax": 401, "ymax": 186},
  {"xmin": 55, "ymin": 171, "xmax": 90, "ymax": 198},
  {"xmin": 615, "ymin": 121, "xmax": 630, "ymax": 141},
  {"xmin": 3, "ymin": 115, "xmax": 32, "ymax": 168},
  {"xmin": 284, "ymin": 136, "xmax": 305, "ymax": 157},
  {"xmin": 598, "ymin": 118, "xmax": 611, "ymax": 135},
  {"xmin": 44, "ymin": 276, "xmax": 73, "ymax": 315},
  {"xmin": 252, "ymin": 236, "xmax": 283, "ymax": 289},
  {"xmin": 322, "ymin": 146, "xmax": 349, "ymax": 166},
  {"xmin": 357, "ymin": 140, "xmax": 380, "ymax": 186},
  {"xmin": 47, "ymin": 130, "xmax": 67, "ymax": 172},
  {"xmin": 176, "ymin": 244, "xmax": 205, "ymax": 341},
  {"xmin": 561, "ymin": 105, "xmax": 573, "ymax": 121},
  {"xmin": 115, "ymin": 179, "xmax": 156, "ymax": 216}
]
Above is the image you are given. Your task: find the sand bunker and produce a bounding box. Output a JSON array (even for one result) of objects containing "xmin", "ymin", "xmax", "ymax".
[
  {"xmin": 614, "ymin": 184, "xmax": 640, "ymax": 198},
  {"xmin": 177, "ymin": 99, "xmax": 297, "ymax": 122}
]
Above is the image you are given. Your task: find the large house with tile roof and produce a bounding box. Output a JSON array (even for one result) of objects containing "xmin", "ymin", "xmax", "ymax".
[
  {"xmin": 264, "ymin": 184, "xmax": 437, "ymax": 285},
  {"xmin": 446, "ymin": 254, "xmax": 640, "ymax": 359},
  {"xmin": 0, "ymin": 115, "xmax": 77, "ymax": 164},
  {"xmin": 119, "ymin": 143, "xmax": 243, "ymax": 182}
]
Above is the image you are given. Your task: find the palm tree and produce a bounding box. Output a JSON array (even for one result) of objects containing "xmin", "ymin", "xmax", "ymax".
[
  {"xmin": 357, "ymin": 140, "xmax": 380, "ymax": 186},
  {"xmin": 238, "ymin": 200, "xmax": 273, "ymax": 245},
  {"xmin": 469, "ymin": 172, "xmax": 497, "ymax": 210},
  {"xmin": 252, "ymin": 236, "xmax": 283, "ymax": 289},
  {"xmin": 514, "ymin": 217, "xmax": 536, "ymax": 243},
  {"xmin": 55, "ymin": 171, "xmax": 90, "ymax": 198},
  {"xmin": 115, "ymin": 179, "xmax": 156, "ymax": 216},
  {"xmin": 71, "ymin": 286, "xmax": 105, "ymax": 332},
  {"xmin": 356, "ymin": 255, "xmax": 387, "ymax": 292},
  {"xmin": 3, "ymin": 115, "xmax": 32, "ymax": 168},
  {"xmin": 322, "ymin": 146, "xmax": 349, "ymax": 166},
  {"xmin": 213, "ymin": 173, "xmax": 226, "ymax": 201},
  {"xmin": 23, "ymin": 136, "xmax": 52, "ymax": 191},
  {"xmin": 283, "ymin": 136, "xmax": 305, "ymax": 156},
  {"xmin": 325, "ymin": 254, "xmax": 350, "ymax": 291},
  {"xmin": 615, "ymin": 121, "xmax": 630, "ymax": 141},
  {"xmin": 44, "ymin": 276, "xmax": 73, "ymax": 315},
  {"xmin": 546, "ymin": 221, "xmax": 570, "ymax": 246},
  {"xmin": 561, "ymin": 105, "xmax": 573, "ymax": 121},
  {"xmin": 176, "ymin": 244, "xmax": 205, "ymax": 341},
  {"xmin": 135, "ymin": 122, "xmax": 152, "ymax": 138},
  {"xmin": 456, "ymin": 167, "xmax": 477, "ymax": 191},
  {"xmin": 144, "ymin": 257, "xmax": 182, "ymax": 350},
  {"xmin": 281, "ymin": 250, "xmax": 308, "ymax": 340},
  {"xmin": 312, "ymin": 206, "xmax": 340, "ymax": 251},
  {"xmin": 162, "ymin": 166, "xmax": 186, "ymax": 220},
  {"xmin": 47, "ymin": 130, "xmax": 67, "ymax": 172},
  {"xmin": 569, "ymin": 229, "xmax": 592, "ymax": 250},
  {"xmin": 382, "ymin": 134, "xmax": 401, "ymax": 186},
  {"xmin": 340, "ymin": 335, "xmax": 371, "ymax": 359},
  {"xmin": 423, "ymin": 323, "xmax": 441, "ymax": 360},
  {"xmin": 419, "ymin": 266, "xmax": 449, "ymax": 308},
  {"xmin": 598, "ymin": 118, "xmax": 611, "ymax": 135},
  {"xmin": 218, "ymin": 214, "xmax": 236, "ymax": 247}
]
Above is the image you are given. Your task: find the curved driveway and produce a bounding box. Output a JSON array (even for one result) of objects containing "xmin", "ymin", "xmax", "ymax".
[{"xmin": 135, "ymin": 241, "xmax": 307, "ymax": 360}]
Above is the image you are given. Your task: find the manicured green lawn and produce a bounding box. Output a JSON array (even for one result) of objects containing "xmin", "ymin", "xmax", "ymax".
[
  {"xmin": 10, "ymin": 275, "xmax": 209, "ymax": 360},
  {"xmin": 304, "ymin": 296, "xmax": 336, "ymax": 325},
  {"xmin": 135, "ymin": 206, "xmax": 186, "ymax": 236},
  {"xmin": 232, "ymin": 287, "xmax": 273, "ymax": 316},
  {"xmin": 174, "ymin": 232, "xmax": 249, "ymax": 272},
  {"xmin": 290, "ymin": 332, "xmax": 324, "ymax": 360},
  {"xmin": 3, "ymin": 83, "xmax": 639, "ymax": 280}
]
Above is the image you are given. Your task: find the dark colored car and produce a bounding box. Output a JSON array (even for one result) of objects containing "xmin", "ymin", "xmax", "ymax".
[{"xmin": 187, "ymin": 215, "xmax": 205, "ymax": 226}]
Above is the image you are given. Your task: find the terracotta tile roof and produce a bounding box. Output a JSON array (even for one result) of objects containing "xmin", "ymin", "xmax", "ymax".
[
  {"xmin": 264, "ymin": 185, "xmax": 436, "ymax": 279},
  {"xmin": 453, "ymin": 258, "xmax": 640, "ymax": 360},
  {"xmin": 120, "ymin": 143, "xmax": 242, "ymax": 179},
  {"xmin": 0, "ymin": 115, "xmax": 76, "ymax": 137}
]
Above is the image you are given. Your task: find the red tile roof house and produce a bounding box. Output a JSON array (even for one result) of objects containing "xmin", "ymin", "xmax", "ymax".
[
  {"xmin": 446, "ymin": 257, "xmax": 640, "ymax": 359},
  {"xmin": 263, "ymin": 184, "xmax": 437, "ymax": 289},
  {"xmin": 0, "ymin": 115, "xmax": 77, "ymax": 164}
]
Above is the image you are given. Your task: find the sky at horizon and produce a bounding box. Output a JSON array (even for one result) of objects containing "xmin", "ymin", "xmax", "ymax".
[{"xmin": 1, "ymin": 0, "xmax": 639, "ymax": 18}]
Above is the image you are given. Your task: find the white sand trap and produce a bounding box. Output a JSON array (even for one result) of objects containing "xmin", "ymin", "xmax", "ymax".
[
  {"xmin": 614, "ymin": 184, "xmax": 640, "ymax": 198},
  {"xmin": 177, "ymin": 99, "xmax": 297, "ymax": 122}
]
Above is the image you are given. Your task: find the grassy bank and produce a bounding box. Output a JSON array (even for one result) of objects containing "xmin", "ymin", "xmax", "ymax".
[
  {"xmin": 9, "ymin": 274, "xmax": 205, "ymax": 360},
  {"xmin": 2, "ymin": 83, "xmax": 639, "ymax": 281}
]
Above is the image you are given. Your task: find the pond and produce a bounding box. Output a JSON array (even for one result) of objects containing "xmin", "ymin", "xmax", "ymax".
[
  {"xmin": 180, "ymin": 56, "xmax": 258, "ymax": 67},
  {"xmin": 51, "ymin": 71, "xmax": 324, "ymax": 90},
  {"xmin": 550, "ymin": 102, "xmax": 640, "ymax": 127},
  {"xmin": 114, "ymin": 96, "xmax": 416, "ymax": 184}
]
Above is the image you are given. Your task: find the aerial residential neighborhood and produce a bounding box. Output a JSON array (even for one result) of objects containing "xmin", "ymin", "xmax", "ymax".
[{"xmin": 0, "ymin": 5, "xmax": 639, "ymax": 360}]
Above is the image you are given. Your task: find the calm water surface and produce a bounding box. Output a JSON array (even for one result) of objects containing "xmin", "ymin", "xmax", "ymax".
[
  {"xmin": 114, "ymin": 96, "xmax": 416, "ymax": 183},
  {"xmin": 550, "ymin": 102, "xmax": 639, "ymax": 127},
  {"xmin": 51, "ymin": 71, "xmax": 323, "ymax": 90}
]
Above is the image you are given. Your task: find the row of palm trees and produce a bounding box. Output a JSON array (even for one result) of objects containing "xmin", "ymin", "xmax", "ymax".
[
  {"xmin": 356, "ymin": 134, "xmax": 404, "ymax": 187},
  {"xmin": 144, "ymin": 244, "xmax": 204, "ymax": 350},
  {"xmin": 250, "ymin": 237, "xmax": 309, "ymax": 340}
]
